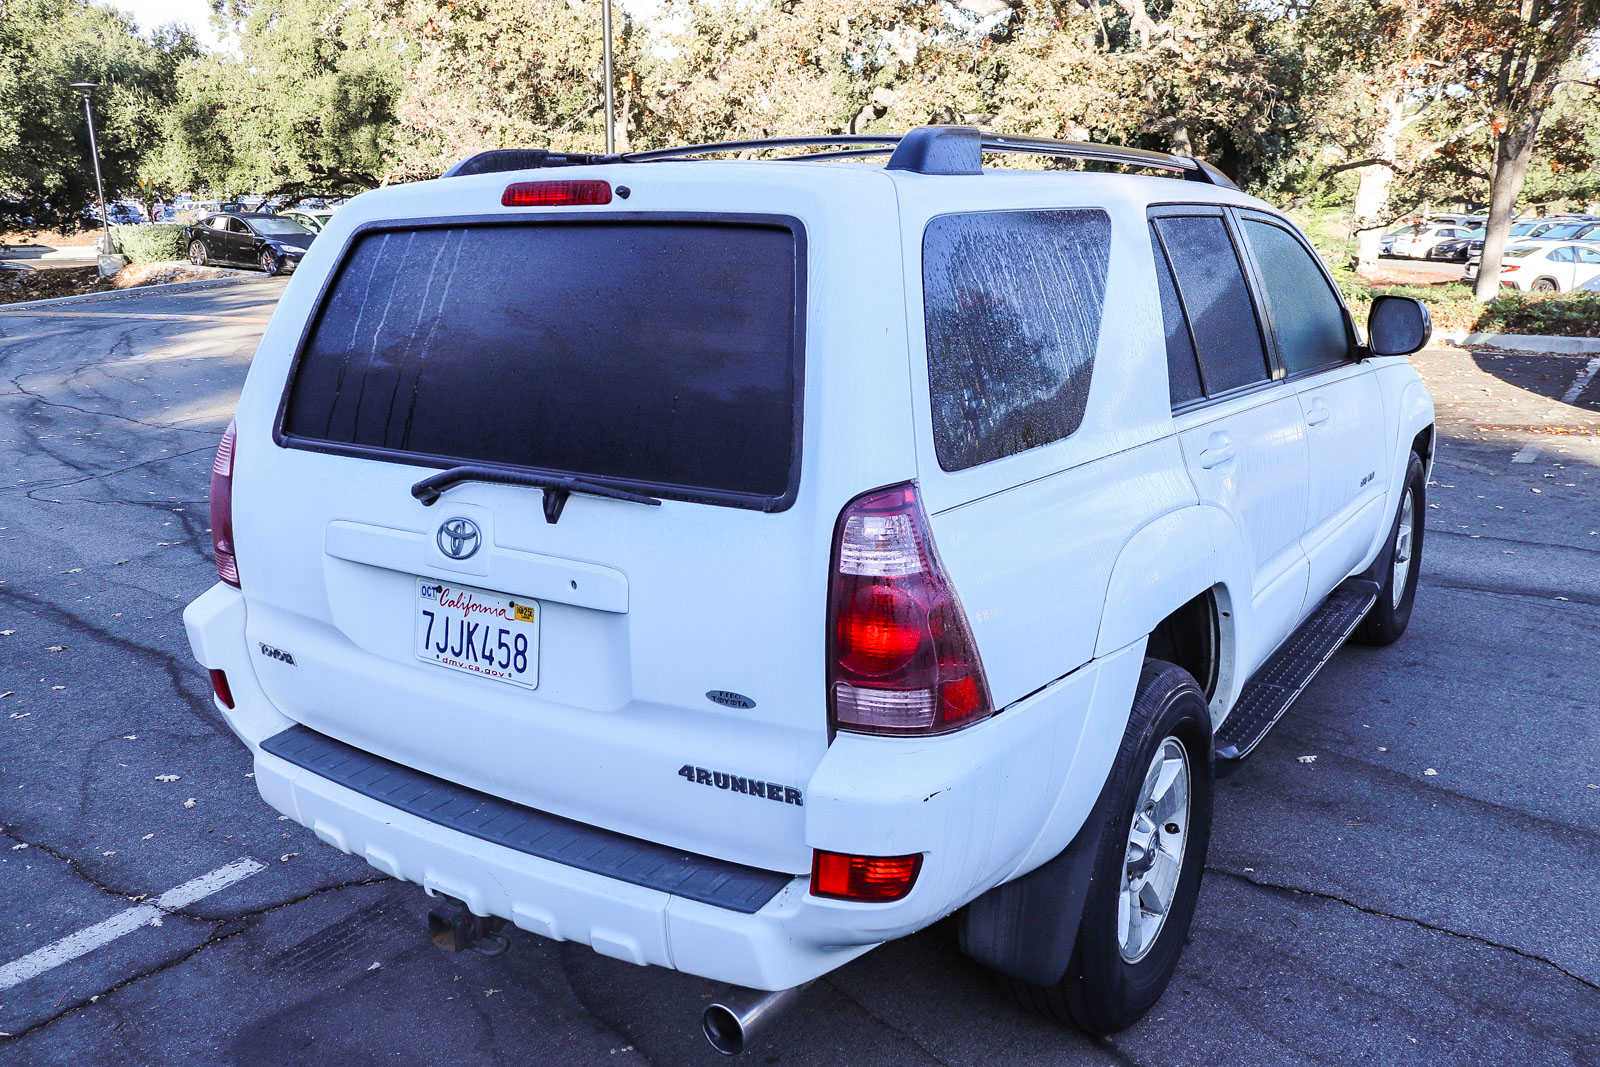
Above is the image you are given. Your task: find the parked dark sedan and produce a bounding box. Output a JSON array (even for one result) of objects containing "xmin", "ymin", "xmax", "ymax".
[{"xmin": 183, "ymin": 212, "xmax": 313, "ymax": 275}]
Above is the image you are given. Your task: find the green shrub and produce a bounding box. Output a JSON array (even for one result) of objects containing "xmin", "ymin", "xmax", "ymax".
[
  {"xmin": 1471, "ymin": 291, "xmax": 1600, "ymax": 338},
  {"xmin": 111, "ymin": 223, "xmax": 188, "ymax": 264}
]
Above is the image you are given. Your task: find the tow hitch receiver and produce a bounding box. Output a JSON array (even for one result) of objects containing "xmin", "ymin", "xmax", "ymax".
[{"xmin": 427, "ymin": 896, "xmax": 509, "ymax": 956}]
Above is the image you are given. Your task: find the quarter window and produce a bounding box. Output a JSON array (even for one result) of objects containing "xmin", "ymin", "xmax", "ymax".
[
  {"xmin": 922, "ymin": 209, "xmax": 1112, "ymax": 471},
  {"xmin": 1241, "ymin": 220, "xmax": 1351, "ymax": 375},
  {"xmin": 1151, "ymin": 215, "xmax": 1270, "ymax": 395}
]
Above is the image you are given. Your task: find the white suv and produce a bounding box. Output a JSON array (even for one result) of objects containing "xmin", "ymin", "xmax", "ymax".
[{"xmin": 184, "ymin": 127, "xmax": 1435, "ymax": 1050}]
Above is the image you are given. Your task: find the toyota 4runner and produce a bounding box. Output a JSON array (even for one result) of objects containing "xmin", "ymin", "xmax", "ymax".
[{"xmin": 183, "ymin": 126, "xmax": 1436, "ymax": 1050}]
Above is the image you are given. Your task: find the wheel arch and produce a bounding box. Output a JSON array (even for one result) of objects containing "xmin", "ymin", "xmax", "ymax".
[
  {"xmin": 1093, "ymin": 504, "xmax": 1246, "ymax": 713},
  {"xmin": 1358, "ymin": 373, "xmax": 1434, "ymax": 573}
]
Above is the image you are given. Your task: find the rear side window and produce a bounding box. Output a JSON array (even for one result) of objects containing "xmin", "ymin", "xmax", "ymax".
[
  {"xmin": 280, "ymin": 220, "xmax": 804, "ymax": 507},
  {"xmin": 1150, "ymin": 226, "xmax": 1202, "ymax": 406},
  {"xmin": 922, "ymin": 209, "xmax": 1111, "ymax": 472},
  {"xmin": 1240, "ymin": 220, "xmax": 1350, "ymax": 375},
  {"xmin": 1151, "ymin": 215, "xmax": 1270, "ymax": 395}
]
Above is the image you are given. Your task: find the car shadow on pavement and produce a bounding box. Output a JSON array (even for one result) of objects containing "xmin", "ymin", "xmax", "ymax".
[{"xmin": 1467, "ymin": 349, "xmax": 1600, "ymax": 418}]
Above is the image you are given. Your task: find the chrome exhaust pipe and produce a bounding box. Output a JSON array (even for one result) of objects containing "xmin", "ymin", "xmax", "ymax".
[{"xmin": 701, "ymin": 982, "xmax": 809, "ymax": 1055}]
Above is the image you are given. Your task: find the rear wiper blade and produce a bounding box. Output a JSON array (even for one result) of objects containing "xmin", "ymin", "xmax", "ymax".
[{"xmin": 411, "ymin": 465, "xmax": 662, "ymax": 524}]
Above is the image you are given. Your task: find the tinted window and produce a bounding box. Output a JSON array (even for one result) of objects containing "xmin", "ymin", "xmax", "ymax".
[
  {"xmin": 1578, "ymin": 247, "xmax": 1600, "ymax": 264},
  {"xmin": 1150, "ymin": 226, "xmax": 1202, "ymax": 406},
  {"xmin": 1550, "ymin": 246, "xmax": 1576, "ymax": 263},
  {"xmin": 1152, "ymin": 215, "xmax": 1269, "ymax": 394},
  {"xmin": 251, "ymin": 217, "xmax": 311, "ymax": 235},
  {"xmin": 922, "ymin": 209, "xmax": 1111, "ymax": 471},
  {"xmin": 1241, "ymin": 220, "xmax": 1350, "ymax": 375},
  {"xmin": 282, "ymin": 221, "xmax": 802, "ymax": 505}
]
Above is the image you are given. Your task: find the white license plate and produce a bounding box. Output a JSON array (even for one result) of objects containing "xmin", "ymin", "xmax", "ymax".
[{"xmin": 415, "ymin": 579, "xmax": 539, "ymax": 689}]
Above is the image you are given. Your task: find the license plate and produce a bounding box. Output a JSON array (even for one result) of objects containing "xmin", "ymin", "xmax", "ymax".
[{"xmin": 415, "ymin": 579, "xmax": 539, "ymax": 689}]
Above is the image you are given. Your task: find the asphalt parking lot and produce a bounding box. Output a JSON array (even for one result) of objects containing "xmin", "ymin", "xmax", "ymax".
[{"xmin": 2, "ymin": 280, "xmax": 1598, "ymax": 1065}]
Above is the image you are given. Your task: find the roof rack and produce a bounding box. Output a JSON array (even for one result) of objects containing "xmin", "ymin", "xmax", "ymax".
[{"xmin": 442, "ymin": 125, "xmax": 1238, "ymax": 190}]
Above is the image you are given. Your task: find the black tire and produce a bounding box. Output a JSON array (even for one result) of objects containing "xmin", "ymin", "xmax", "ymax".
[
  {"xmin": 258, "ymin": 249, "xmax": 279, "ymax": 276},
  {"xmin": 1532, "ymin": 277, "xmax": 1558, "ymax": 293},
  {"xmin": 188, "ymin": 240, "xmax": 206, "ymax": 266},
  {"xmin": 1009, "ymin": 660, "xmax": 1213, "ymax": 1036},
  {"xmin": 1356, "ymin": 451, "xmax": 1425, "ymax": 645}
]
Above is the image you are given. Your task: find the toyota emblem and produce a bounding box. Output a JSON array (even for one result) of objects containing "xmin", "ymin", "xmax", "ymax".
[{"xmin": 436, "ymin": 517, "xmax": 481, "ymax": 560}]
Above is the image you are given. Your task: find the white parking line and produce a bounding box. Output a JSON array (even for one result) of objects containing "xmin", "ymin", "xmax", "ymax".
[
  {"xmin": 0, "ymin": 857, "xmax": 265, "ymax": 992},
  {"xmin": 1511, "ymin": 355, "xmax": 1600, "ymax": 464}
]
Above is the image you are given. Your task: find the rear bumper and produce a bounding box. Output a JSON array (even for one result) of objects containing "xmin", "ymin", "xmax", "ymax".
[{"xmin": 184, "ymin": 581, "xmax": 1139, "ymax": 989}]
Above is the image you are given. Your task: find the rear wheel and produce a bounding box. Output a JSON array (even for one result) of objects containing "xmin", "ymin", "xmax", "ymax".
[
  {"xmin": 1009, "ymin": 660, "xmax": 1212, "ymax": 1035},
  {"xmin": 1532, "ymin": 277, "xmax": 1559, "ymax": 292},
  {"xmin": 188, "ymin": 240, "xmax": 206, "ymax": 266},
  {"xmin": 1357, "ymin": 452, "xmax": 1425, "ymax": 645}
]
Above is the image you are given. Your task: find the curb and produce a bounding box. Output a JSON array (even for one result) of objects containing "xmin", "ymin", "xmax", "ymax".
[
  {"xmin": 0, "ymin": 273, "xmax": 264, "ymax": 313},
  {"xmin": 1437, "ymin": 331, "xmax": 1600, "ymax": 355}
]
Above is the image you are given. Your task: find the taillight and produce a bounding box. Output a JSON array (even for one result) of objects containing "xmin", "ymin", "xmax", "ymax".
[
  {"xmin": 501, "ymin": 180, "xmax": 612, "ymax": 207},
  {"xmin": 208, "ymin": 668, "xmax": 235, "ymax": 709},
  {"xmin": 1501, "ymin": 264, "xmax": 1520, "ymax": 272},
  {"xmin": 210, "ymin": 420, "xmax": 239, "ymax": 587},
  {"xmin": 810, "ymin": 850, "xmax": 922, "ymax": 902},
  {"xmin": 827, "ymin": 483, "xmax": 993, "ymax": 735}
]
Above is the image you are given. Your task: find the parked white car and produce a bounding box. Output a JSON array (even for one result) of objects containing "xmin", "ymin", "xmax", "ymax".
[
  {"xmin": 1385, "ymin": 221, "xmax": 1480, "ymax": 258},
  {"xmin": 183, "ymin": 127, "xmax": 1435, "ymax": 1051},
  {"xmin": 1466, "ymin": 240, "xmax": 1600, "ymax": 292}
]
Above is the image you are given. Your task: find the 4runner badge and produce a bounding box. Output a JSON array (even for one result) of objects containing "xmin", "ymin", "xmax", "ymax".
[{"xmin": 678, "ymin": 764, "xmax": 803, "ymax": 806}]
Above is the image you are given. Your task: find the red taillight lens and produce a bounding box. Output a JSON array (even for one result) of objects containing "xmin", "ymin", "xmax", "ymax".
[
  {"xmin": 810, "ymin": 850, "xmax": 922, "ymax": 902},
  {"xmin": 827, "ymin": 483, "xmax": 994, "ymax": 735},
  {"xmin": 210, "ymin": 420, "xmax": 239, "ymax": 587},
  {"xmin": 1501, "ymin": 264, "xmax": 1520, "ymax": 272},
  {"xmin": 208, "ymin": 668, "xmax": 235, "ymax": 709},
  {"xmin": 501, "ymin": 180, "xmax": 612, "ymax": 207}
]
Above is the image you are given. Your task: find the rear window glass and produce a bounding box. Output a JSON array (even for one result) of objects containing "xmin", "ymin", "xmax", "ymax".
[
  {"xmin": 1151, "ymin": 215, "xmax": 1269, "ymax": 395},
  {"xmin": 280, "ymin": 221, "xmax": 803, "ymax": 506},
  {"xmin": 1151, "ymin": 225, "xmax": 1203, "ymax": 407},
  {"xmin": 922, "ymin": 209, "xmax": 1112, "ymax": 472}
]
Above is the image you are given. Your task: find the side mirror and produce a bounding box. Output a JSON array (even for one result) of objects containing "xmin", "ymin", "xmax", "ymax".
[{"xmin": 1367, "ymin": 295, "xmax": 1432, "ymax": 357}]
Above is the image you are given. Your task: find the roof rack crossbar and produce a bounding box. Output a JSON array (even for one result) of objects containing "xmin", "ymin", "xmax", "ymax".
[
  {"xmin": 618, "ymin": 135, "xmax": 902, "ymax": 163},
  {"xmin": 441, "ymin": 126, "xmax": 1238, "ymax": 189}
]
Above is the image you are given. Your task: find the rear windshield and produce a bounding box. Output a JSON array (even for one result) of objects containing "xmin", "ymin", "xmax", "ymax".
[{"xmin": 280, "ymin": 220, "xmax": 804, "ymax": 507}]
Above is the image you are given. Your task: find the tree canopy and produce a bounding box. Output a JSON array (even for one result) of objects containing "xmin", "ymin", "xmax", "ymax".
[
  {"xmin": 0, "ymin": 0, "xmax": 195, "ymax": 231},
  {"xmin": 4, "ymin": 0, "xmax": 1597, "ymax": 238}
]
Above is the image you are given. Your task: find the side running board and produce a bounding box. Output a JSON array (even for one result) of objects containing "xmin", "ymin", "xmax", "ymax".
[{"xmin": 1213, "ymin": 579, "xmax": 1379, "ymax": 774}]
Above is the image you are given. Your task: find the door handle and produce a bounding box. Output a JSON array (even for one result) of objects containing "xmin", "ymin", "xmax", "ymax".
[
  {"xmin": 1305, "ymin": 401, "xmax": 1332, "ymax": 427},
  {"xmin": 1199, "ymin": 434, "xmax": 1236, "ymax": 469}
]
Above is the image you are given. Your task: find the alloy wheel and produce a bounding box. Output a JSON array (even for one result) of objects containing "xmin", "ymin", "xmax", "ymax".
[
  {"xmin": 1118, "ymin": 736, "xmax": 1190, "ymax": 964},
  {"xmin": 1391, "ymin": 487, "xmax": 1414, "ymax": 609}
]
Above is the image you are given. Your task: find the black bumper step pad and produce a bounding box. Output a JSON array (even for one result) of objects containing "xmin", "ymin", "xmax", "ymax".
[
  {"xmin": 260, "ymin": 725, "xmax": 792, "ymax": 914},
  {"xmin": 1214, "ymin": 579, "xmax": 1379, "ymax": 768}
]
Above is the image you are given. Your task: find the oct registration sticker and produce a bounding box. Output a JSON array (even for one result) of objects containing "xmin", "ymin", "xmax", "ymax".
[{"xmin": 415, "ymin": 579, "xmax": 539, "ymax": 689}]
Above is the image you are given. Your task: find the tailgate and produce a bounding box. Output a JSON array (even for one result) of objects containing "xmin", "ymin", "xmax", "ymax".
[{"xmin": 227, "ymin": 164, "xmax": 912, "ymax": 874}]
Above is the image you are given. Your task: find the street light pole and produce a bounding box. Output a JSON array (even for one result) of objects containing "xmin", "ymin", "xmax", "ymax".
[
  {"xmin": 601, "ymin": 0, "xmax": 615, "ymax": 154},
  {"xmin": 69, "ymin": 82, "xmax": 111, "ymax": 242}
]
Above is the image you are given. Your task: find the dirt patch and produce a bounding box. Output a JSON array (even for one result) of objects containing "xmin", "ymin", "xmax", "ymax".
[
  {"xmin": 0, "ymin": 261, "xmax": 248, "ymax": 306},
  {"xmin": 1358, "ymin": 264, "xmax": 1464, "ymax": 287},
  {"xmin": 0, "ymin": 227, "xmax": 101, "ymax": 249}
]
